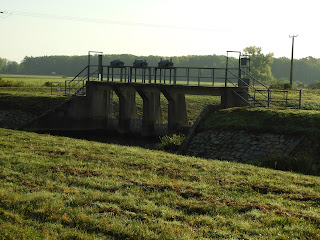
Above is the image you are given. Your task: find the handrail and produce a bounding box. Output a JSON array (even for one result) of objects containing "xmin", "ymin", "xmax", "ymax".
[
  {"xmin": 65, "ymin": 64, "xmax": 301, "ymax": 109},
  {"xmin": 240, "ymin": 68, "xmax": 269, "ymax": 89},
  {"xmin": 226, "ymin": 70, "xmax": 268, "ymax": 107},
  {"xmin": 227, "ymin": 70, "xmax": 269, "ymax": 99},
  {"xmin": 65, "ymin": 67, "xmax": 100, "ymax": 96},
  {"xmin": 68, "ymin": 66, "xmax": 88, "ymax": 85}
]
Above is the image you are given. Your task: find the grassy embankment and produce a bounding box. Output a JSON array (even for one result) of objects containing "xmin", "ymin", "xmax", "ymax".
[
  {"xmin": 1, "ymin": 128, "xmax": 320, "ymax": 239},
  {"xmin": 1, "ymin": 75, "xmax": 320, "ymax": 238}
]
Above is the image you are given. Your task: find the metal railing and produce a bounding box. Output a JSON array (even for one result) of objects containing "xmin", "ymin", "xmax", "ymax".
[
  {"xmin": 64, "ymin": 64, "xmax": 302, "ymax": 109},
  {"xmin": 64, "ymin": 66, "xmax": 100, "ymax": 95},
  {"xmin": 103, "ymin": 66, "xmax": 228, "ymax": 86},
  {"xmin": 225, "ymin": 69, "xmax": 269, "ymax": 107},
  {"xmin": 252, "ymin": 89, "xmax": 302, "ymax": 109},
  {"xmin": 50, "ymin": 82, "xmax": 65, "ymax": 95}
]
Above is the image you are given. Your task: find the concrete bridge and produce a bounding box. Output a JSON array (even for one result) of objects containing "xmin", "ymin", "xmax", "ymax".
[{"xmin": 23, "ymin": 80, "xmax": 249, "ymax": 136}]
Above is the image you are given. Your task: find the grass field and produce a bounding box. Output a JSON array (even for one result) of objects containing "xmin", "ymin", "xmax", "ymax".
[
  {"xmin": 0, "ymin": 74, "xmax": 72, "ymax": 87},
  {"xmin": 1, "ymin": 75, "xmax": 320, "ymax": 238},
  {"xmin": 1, "ymin": 128, "xmax": 320, "ymax": 239}
]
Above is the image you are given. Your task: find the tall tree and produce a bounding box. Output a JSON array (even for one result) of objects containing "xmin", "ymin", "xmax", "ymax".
[{"xmin": 243, "ymin": 46, "xmax": 275, "ymax": 84}]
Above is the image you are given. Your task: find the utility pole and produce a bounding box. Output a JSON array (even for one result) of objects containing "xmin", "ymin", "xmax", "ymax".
[{"xmin": 289, "ymin": 34, "xmax": 298, "ymax": 87}]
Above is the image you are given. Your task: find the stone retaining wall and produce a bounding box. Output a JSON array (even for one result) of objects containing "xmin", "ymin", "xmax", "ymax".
[
  {"xmin": 185, "ymin": 129, "xmax": 303, "ymax": 163},
  {"xmin": 0, "ymin": 110, "xmax": 34, "ymax": 129}
]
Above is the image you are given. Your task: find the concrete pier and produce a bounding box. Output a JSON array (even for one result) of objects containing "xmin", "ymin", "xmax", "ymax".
[{"xmin": 22, "ymin": 81, "xmax": 249, "ymax": 136}]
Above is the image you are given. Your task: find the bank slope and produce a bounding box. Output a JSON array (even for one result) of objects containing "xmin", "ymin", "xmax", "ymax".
[{"xmin": 0, "ymin": 128, "xmax": 320, "ymax": 239}]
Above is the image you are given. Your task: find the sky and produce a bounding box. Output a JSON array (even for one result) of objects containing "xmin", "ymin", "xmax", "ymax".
[{"xmin": 0, "ymin": 0, "xmax": 318, "ymax": 63}]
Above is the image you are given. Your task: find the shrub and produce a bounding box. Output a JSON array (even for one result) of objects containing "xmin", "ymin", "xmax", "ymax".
[
  {"xmin": 160, "ymin": 134, "xmax": 185, "ymax": 152},
  {"xmin": 43, "ymin": 81, "xmax": 51, "ymax": 87},
  {"xmin": 270, "ymin": 81, "xmax": 292, "ymax": 89},
  {"xmin": 283, "ymin": 83, "xmax": 292, "ymax": 89}
]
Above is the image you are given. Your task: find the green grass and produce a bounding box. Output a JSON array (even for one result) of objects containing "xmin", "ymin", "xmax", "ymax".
[
  {"xmin": 1, "ymin": 75, "xmax": 320, "ymax": 238},
  {"xmin": 198, "ymin": 107, "xmax": 320, "ymax": 175},
  {"xmin": 1, "ymin": 128, "xmax": 320, "ymax": 239},
  {"xmin": 200, "ymin": 107, "xmax": 320, "ymax": 137},
  {"xmin": 0, "ymin": 74, "xmax": 72, "ymax": 87},
  {"xmin": 0, "ymin": 88, "xmax": 67, "ymax": 116}
]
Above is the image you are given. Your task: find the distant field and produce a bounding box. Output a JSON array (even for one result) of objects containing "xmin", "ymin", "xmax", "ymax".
[{"xmin": 0, "ymin": 74, "xmax": 72, "ymax": 87}]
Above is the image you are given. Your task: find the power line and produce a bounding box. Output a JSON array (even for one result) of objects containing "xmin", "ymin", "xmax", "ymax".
[{"xmin": 2, "ymin": 10, "xmax": 221, "ymax": 32}]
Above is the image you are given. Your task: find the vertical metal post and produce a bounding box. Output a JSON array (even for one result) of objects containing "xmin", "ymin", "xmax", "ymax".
[
  {"xmin": 225, "ymin": 55, "xmax": 229, "ymax": 87},
  {"xmin": 299, "ymin": 89, "xmax": 302, "ymax": 109},
  {"xmin": 98, "ymin": 54, "xmax": 103, "ymax": 81},
  {"xmin": 112, "ymin": 68, "xmax": 114, "ymax": 82},
  {"xmin": 212, "ymin": 69, "xmax": 215, "ymax": 86},
  {"xmin": 149, "ymin": 68, "xmax": 152, "ymax": 84},
  {"xmin": 120, "ymin": 68, "xmax": 123, "ymax": 82},
  {"xmin": 267, "ymin": 89, "xmax": 270, "ymax": 107},
  {"xmin": 174, "ymin": 68, "xmax": 177, "ymax": 85},
  {"xmin": 238, "ymin": 54, "xmax": 241, "ymax": 85},
  {"xmin": 289, "ymin": 35, "xmax": 298, "ymax": 87},
  {"xmin": 285, "ymin": 91, "xmax": 288, "ymax": 108},
  {"xmin": 87, "ymin": 53, "xmax": 90, "ymax": 81},
  {"xmin": 187, "ymin": 68, "xmax": 189, "ymax": 85}
]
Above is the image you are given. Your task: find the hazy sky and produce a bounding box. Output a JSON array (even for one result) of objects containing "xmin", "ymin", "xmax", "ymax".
[{"xmin": 0, "ymin": 0, "xmax": 318, "ymax": 63}]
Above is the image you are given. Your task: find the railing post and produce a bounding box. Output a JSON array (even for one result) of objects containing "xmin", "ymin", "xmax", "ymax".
[
  {"xmin": 225, "ymin": 68, "xmax": 228, "ymax": 87},
  {"xmin": 299, "ymin": 89, "xmax": 302, "ymax": 109},
  {"xmin": 111, "ymin": 68, "xmax": 114, "ymax": 82},
  {"xmin": 87, "ymin": 65, "xmax": 90, "ymax": 81},
  {"xmin": 149, "ymin": 68, "xmax": 152, "ymax": 84},
  {"xmin": 212, "ymin": 69, "xmax": 215, "ymax": 86},
  {"xmin": 174, "ymin": 68, "xmax": 177, "ymax": 85},
  {"xmin": 186, "ymin": 68, "xmax": 189, "ymax": 85},
  {"xmin": 267, "ymin": 89, "xmax": 270, "ymax": 107},
  {"xmin": 98, "ymin": 54, "xmax": 103, "ymax": 81}
]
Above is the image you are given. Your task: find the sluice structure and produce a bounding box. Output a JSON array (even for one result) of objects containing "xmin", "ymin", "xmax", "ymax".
[{"xmin": 22, "ymin": 51, "xmax": 301, "ymax": 136}]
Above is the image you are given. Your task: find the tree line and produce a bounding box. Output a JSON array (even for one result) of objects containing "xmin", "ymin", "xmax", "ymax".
[{"xmin": 1, "ymin": 48, "xmax": 320, "ymax": 87}]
